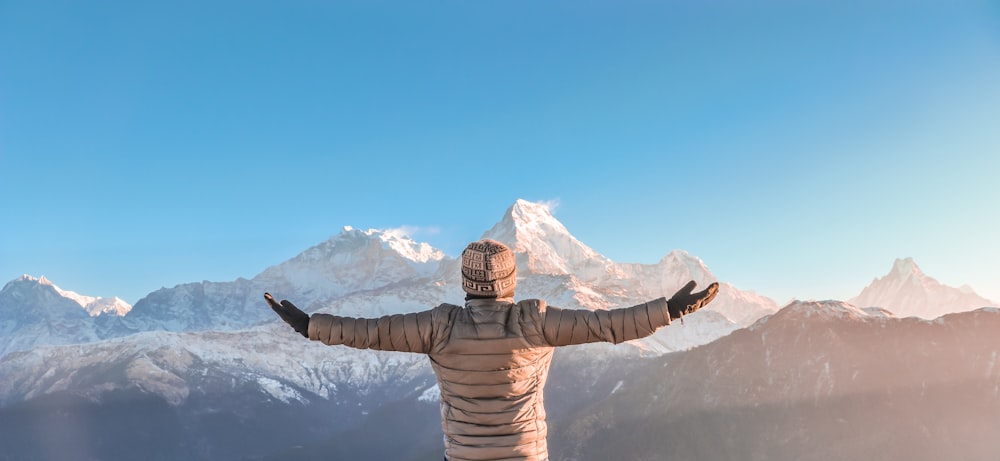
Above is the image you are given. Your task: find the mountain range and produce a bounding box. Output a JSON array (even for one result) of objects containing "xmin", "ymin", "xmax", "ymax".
[{"xmin": 0, "ymin": 199, "xmax": 997, "ymax": 461}]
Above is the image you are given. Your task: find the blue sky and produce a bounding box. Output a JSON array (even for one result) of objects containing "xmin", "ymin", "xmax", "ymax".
[{"xmin": 2, "ymin": 1, "xmax": 998, "ymax": 305}]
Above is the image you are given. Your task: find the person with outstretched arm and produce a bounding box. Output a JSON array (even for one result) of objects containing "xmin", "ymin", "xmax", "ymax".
[{"xmin": 265, "ymin": 239, "xmax": 719, "ymax": 461}]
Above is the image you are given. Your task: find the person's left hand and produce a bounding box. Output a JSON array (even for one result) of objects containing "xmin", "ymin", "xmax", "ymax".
[
  {"xmin": 667, "ymin": 281, "xmax": 719, "ymax": 321},
  {"xmin": 265, "ymin": 292, "xmax": 309, "ymax": 338}
]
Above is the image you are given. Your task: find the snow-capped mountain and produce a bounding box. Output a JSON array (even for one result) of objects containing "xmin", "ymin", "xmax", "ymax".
[
  {"xmin": 0, "ymin": 225, "xmax": 457, "ymax": 357},
  {"xmin": 117, "ymin": 227, "xmax": 449, "ymax": 335},
  {"xmin": 0, "ymin": 275, "xmax": 130, "ymax": 357},
  {"xmin": 480, "ymin": 199, "xmax": 779, "ymax": 352},
  {"xmin": 40, "ymin": 276, "xmax": 133, "ymax": 317},
  {"xmin": 849, "ymin": 257, "xmax": 997, "ymax": 319},
  {"xmin": 0, "ymin": 197, "xmax": 908, "ymax": 428},
  {"xmin": 1, "ymin": 199, "xmax": 776, "ymax": 360},
  {"xmin": 0, "ymin": 325, "xmax": 431, "ymax": 407},
  {"xmin": 483, "ymin": 200, "xmax": 618, "ymax": 280},
  {"xmin": 256, "ymin": 225, "xmax": 446, "ymax": 299}
]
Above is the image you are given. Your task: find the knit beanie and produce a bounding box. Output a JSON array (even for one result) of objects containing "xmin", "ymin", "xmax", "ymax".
[{"xmin": 461, "ymin": 239, "xmax": 517, "ymax": 298}]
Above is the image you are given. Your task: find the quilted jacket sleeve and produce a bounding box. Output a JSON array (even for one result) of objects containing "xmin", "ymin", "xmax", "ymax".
[
  {"xmin": 541, "ymin": 297, "xmax": 671, "ymax": 346},
  {"xmin": 307, "ymin": 310, "xmax": 435, "ymax": 354}
]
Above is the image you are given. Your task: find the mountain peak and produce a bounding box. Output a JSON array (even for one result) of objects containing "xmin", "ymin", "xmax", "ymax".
[
  {"xmin": 481, "ymin": 199, "xmax": 609, "ymax": 277},
  {"xmin": 891, "ymin": 257, "xmax": 922, "ymax": 279},
  {"xmin": 509, "ymin": 199, "xmax": 563, "ymax": 226},
  {"xmin": 484, "ymin": 199, "xmax": 570, "ymax": 247},
  {"xmin": 850, "ymin": 258, "xmax": 995, "ymax": 319},
  {"xmin": 3, "ymin": 274, "xmax": 132, "ymax": 317}
]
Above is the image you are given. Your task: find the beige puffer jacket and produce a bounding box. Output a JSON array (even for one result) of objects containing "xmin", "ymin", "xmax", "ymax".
[{"xmin": 308, "ymin": 296, "xmax": 671, "ymax": 461}]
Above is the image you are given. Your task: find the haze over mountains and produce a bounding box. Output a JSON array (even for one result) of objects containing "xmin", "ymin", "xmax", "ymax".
[{"xmin": 1, "ymin": 199, "xmax": 997, "ymax": 461}]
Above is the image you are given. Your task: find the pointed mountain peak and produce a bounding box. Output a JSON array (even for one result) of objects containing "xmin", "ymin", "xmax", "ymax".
[
  {"xmin": 661, "ymin": 249, "xmax": 706, "ymax": 268},
  {"xmin": 891, "ymin": 257, "xmax": 923, "ymax": 279},
  {"xmin": 481, "ymin": 199, "xmax": 610, "ymax": 277},
  {"xmin": 484, "ymin": 199, "xmax": 571, "ymax": 247},
  {"xmin": 657, "ymin": 250, "xmax": 716, "ymax": 285},
  {"xmin": 508, "ymin": 199, "xmax": 565, "ymax": 229},
  {"xmin": 5, "ymin": 274, "xmax": 91, "ymax": 307},
  {"xmin": 850, "ymin": 258, "xmax": 995, "ymax": 319}
]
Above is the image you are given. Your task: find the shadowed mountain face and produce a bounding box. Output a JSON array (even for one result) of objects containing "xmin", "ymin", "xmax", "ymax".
[{"xmin": 550, "ymin": 302, "xmax": 1000, "ymax": 461}]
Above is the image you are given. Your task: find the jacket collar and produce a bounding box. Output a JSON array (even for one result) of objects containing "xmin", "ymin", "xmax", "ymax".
[{"xmin": 464, "ymin": 297, "xmax": 515, "ymax": 309}]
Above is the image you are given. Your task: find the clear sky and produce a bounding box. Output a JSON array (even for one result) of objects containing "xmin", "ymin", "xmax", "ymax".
[{"xmin": 2, "ymin": 1, "xmax": 998, "ymax": 306}]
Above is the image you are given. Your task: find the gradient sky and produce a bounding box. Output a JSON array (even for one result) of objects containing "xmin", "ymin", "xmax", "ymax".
[{"xmin": 2, "ymin": 1, "xmax": 998, "ymax": 306}]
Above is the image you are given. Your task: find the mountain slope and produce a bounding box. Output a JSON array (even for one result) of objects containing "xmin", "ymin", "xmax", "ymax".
[{"xmin": 552, "ymin": 302, "xmax": 1000, "ymax": 461}]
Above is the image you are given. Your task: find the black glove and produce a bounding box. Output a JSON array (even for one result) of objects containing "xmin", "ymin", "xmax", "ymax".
[
  {"xmin": 667, "ymin": 280, "xmax": 719, "ymax": 321},
  {"xmin": 265, "ymin": 292, "xmax": 309, "ymax": 338}
]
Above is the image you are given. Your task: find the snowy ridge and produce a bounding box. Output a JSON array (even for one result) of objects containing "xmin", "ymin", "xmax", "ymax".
[
  {"xmin": 25, "ymin": 275, "xmax": 131, "ymax": 316},
  {"xmin": 255, "ymin": 226, "xmax": 447, "ymax": 300},
  {"xmin": 0, "ymin": 326, "xmax": 429, "ymax": 406},
  {"xmin": 379, "ymin": 227, "xmax": 446, "ymax": 263}
]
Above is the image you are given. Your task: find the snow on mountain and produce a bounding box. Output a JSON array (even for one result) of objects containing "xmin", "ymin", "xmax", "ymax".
[
  {"xmin": 0, "ymin": 325, "xmax": 431, "ymax": 407},
  {"xmin": 112, "ymin": 198, "xmax": 775, "ymax": 350},
  {"xmin": 117, "ymin": 227, "xmax": 449, "ymax": 335},
  {"xmin": 257, "ymin": 226, "xmax": 446, "ymax": 298},
  {"xmin": 849, "ymin": 257, "xmax": 997, "ymax": 319},
  {"xmin": 483, "ymin": 199, "xmax": 617, "ymax": 280},
  {"xmin": 44, "ymin": 275, "xmax": 133, "ymax": 316},
  {"xmin": 4, "ymin": 275, "xmax": 132, "ymax": 318},
  {"xmin": 0, "ymin": 275, "xmax": 131, "ymax": 357},
  {"xmin": 480, "ymin": 200, "xmax": 779, "ymax": 346},
  {"xmin": 1, "ymin": 199, "xmax": 778, "ymax": 365}
]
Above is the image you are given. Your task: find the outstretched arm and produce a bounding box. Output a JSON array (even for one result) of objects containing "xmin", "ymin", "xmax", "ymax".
[
  {"xmin": 541, "ymin": 281, "xmax": 719, "ymax": 346},
  {"xmin": 264, "ymin": 293, "xmax": 434, "ymax": 354}
]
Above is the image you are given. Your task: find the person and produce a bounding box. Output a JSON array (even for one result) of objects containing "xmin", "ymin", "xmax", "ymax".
[{"xmin": 265, "ymin": 238, "xmax": 719, "ymax": 461}]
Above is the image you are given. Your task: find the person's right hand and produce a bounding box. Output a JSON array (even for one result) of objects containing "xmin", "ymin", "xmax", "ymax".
[
  {"xmin": 264, "ymin": 292, "xmax": 309, "ymax": 338},
  {"xmin": 667, "ymin": 281, "xmax": 719, "ymax": 320}
]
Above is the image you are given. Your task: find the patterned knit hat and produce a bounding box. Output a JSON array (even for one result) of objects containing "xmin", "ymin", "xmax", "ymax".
[{"xmin": 461, "ymin": 239, "xmax": 517, "ymax": 298}]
